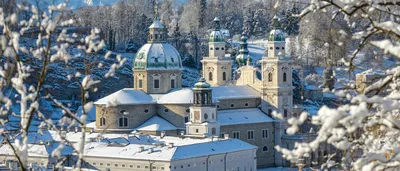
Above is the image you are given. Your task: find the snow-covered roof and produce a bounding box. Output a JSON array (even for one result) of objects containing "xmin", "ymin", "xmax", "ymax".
[
  {"xmin": 133, "ymin": 43, "xmax": 182, "ymax": 70},
  {"xmin": 218, "ymin": 108, "xmax": 274, "ymax": 126},
  {"xmin": 156, "ymin": 86, "xmax": 260, "ymax": 104},
  {"xmin": 212, "ymin": 85, "xmax": 260, "ymax": 100},
  {"xmin": 172, "ymin": 139, "xmax": 257, "ymax": 160},
  {"xmin": 94, "ymin": 88, "xmax": 156, "ymax": 106},
  {"xmin": 149, "ymin": 19, "xmax": 165, "ymax": 29},
  {"xmin": 157, "ymin": 89, "xmax": 193, "ymax": 104},
  {"xmin": 0, "ymin": 142, "xmax": 73, "ymax": 158},
  {"xmin": 136, "ymin": 115, "xmax": 178, "ymax": 131},
  {"xmin": 358, "ymin": 69, "xmax": 386, "ymax": 76},
  {"xmin": 81, "ymin": 138, "xmax": 256, "ymax": 161}
]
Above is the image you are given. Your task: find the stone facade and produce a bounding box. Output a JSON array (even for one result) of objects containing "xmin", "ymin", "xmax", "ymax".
[{"xmin": 221, "ymin": 122, "xmax": 275, "ymax": 168}]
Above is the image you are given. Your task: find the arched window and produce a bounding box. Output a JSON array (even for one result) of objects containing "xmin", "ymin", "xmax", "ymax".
[
  {"xmin": 222, "ymin": 72, "xmax": 226, "ymax": 81},
  {"xmin": 268, "ymin": 73, "xmax": 273, "ymax": 82},
  {"xmin": 209, "ymin": 72, "xmax": 213, "ymax": 81},
  {"xmin": 119, "ymin": 117, "xmax": 128, "ymax": 127},
  {"xmin": 204, "ymin": 93, "xmax": 208, "ymax": 104},
  {"xmin": 171, "ymin": 79, "xmax": 175, "ymax": 88},
  {"xmin": 204, "ymin": 113, "xmax": 208, "ymax": 119},
  {"xmin": 100, "ymin": 117, "xmax": 106, "ymax": 126},
  {"xmin": 263, "ymin": 146, "xmax": 268, "ymax": 152},
  {"xmin": 283, "ymin": 73, "xmax": 287, "ymax": 82},
  {"xmin": 155, "ymin": 34, "xmax": 158, "ymax": 39}
]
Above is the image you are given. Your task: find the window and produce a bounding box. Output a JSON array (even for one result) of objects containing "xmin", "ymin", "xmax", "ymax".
[
  {"xmin": 100, "ymin": 117, "xmax": 106, "ymax": 126},
  {"xmin": 118, "ymin": 117, "xmax": 128, "ymax": 127},
  {"xmin": 223, "ymin": 72, "xmax": 226, "ymax": 81},
  {"xmin": 184, "ymin": 116, "xmax": 189, "ymax": 123},
  {"xmin": 130, "ymin": 165, "xmax": 133, "ymax": 168},
  {"xmin": 100, "ymin": 163, "xmax": 103, "ymax": 166},
  {"xmin": 210, "ymin": 47, "xmax": 213, "ymax": 50},
  {"xmin": 230, "ymin": 104, "xmax": 235, "ymax": 108},
  {"xmin": 93, "ymin": 162, "xmax": 96, "ymax": 165},
  {"xmin": 284, "ymin": 109, "xmax": 288, "ymax": 117},
  {"xmin": 262, "ymin": 129, "xmax": 268, "ymax": 139},
  {"xmin": 244, "ymin": 103, "xmax": 249, "ymax": 107},
  {"xmin": 152, "ymin": 166, "xmax": 157, "ymax": 169},
  {"xmin": 137, "ymin": 165, "xmax": 141, "ymax": 168},
  {"xmin": 247, "ymin": 130, "xmax": 254, "ymax": 140},
  {"xmin": 138, "ymin": 79, "xmax": 143, "ymax": 89},
  {"xmin": 282, "ymin": 47, "xmax": 285, "ymax": 50},
  {"xmin": 212, "ymin": 113, "xmax": 214, "ymax": 119},
  {"xmin": 209, "ymin": 72, "xmax": 213, "ymax": 81},
  {"xmin": 115, "ymin": 164, "xmax": 118, "ymax": 167},
  {"xmin": 220, "ymin": 132, "xmax": 225, "ymax": 138},
  {"xmin": 171, "ymin": 79, "xmax": 175, "ymax": 88},
  {"xmin": 154, "ymin": 79, "xmax": 160, "ymax": 89},
  {"xmin": 212, "ymin": 127, "xmax": 216, "ymax": 135},
  {"xmin": 145, "ymin": 166, "xmax": 149, "ymax": 169},
  {"xmin": 161, "ymin": 167, "xmax": 165, "ymax": 170},
  {"xmin": 186, "ymin": 108, "xmax": 190, "ymax": 113},
  {"xmin": 270, "ymin": 47, "xmax": 273, "ymax": 50},
  {"xmin": 122, "ymin": 164, "xmax": 126, "ymax": 167},
  {"xmin": 217, "ymin": 104, "xmax": 220, "ymax": 108},
  {"xmin": 144, "ymin": 109, "xmax": 149, "ymax": 113},
  {"xmin": 120, "ymin": 109, "xmax": 127, "ymax": 114},
  {"xmin": 155, "ymin": 34, "xmax": 158, "ymax": 39},
  {"xmin": 216, "ymin": 47, "xmax": 219, "ymax": 50},
  {"xmin": 268, "ymin": 72, "xmax": 273, "ymax": 82},
  {"xmin": 196, "ymin": 129, "xmax": 199, "ymax": 133},
  {"xmin": 283, "ymin": 73, "xmax": 287, "ymax": 82},
  {"xmin": 204, "ymin": 113, "xmax": 208, "ymax": 119},
  {"xmin": 221, "ymin": 47, "xmax": 224, "ymax": 50},
  {"xmin": 233, "ymin": 131, "xmax": 240, "ymax": 139},
  {"xmin": 164, "ymin": 108, "xmax": 169, "ymax": 113},
  {"xmin": 276, "ymin": 47, "xmax": 280, "ymax": 50},
  {"xmin": 263, "ymin": 146, "xmax": 268, "ymax": 152},
  {"xmin": 107, "ymin": 163, "xmax": 110, "ymax": 166}
]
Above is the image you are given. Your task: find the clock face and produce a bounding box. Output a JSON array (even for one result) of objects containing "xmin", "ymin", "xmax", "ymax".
[{"xmin": 194, "ymin": 111, "xmax": 200, "ymax": 121}]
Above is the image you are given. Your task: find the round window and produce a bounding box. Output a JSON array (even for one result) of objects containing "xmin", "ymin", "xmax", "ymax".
[
  {"xmin": 204, "ymin": 113, "xmax": 208, "ymax": 119},
  {"xmin": 186, "ymin": 109, "xmax": 190, "ymax": 113},
  {"xmin": 230, "ymin": 104, "xmax": 235, "ymax": 108},
  {"xmin": 164, "ymin": 108, "xmax": 169, "ymax": 113},
  {"xmin": 270, "ymin": 47, "xmax": 273, "ymax": 50},
  {"xmin": 276, "ymin": 47, "xmax": 280, "ymax": 50},
  {"xmin": 221, "ymin": 47, "xmax": 224, "ymax": 50},
  {"xmin": 144, "ymin": 109, "xmax": 149, "ymax": 113},
  {"xmin": 216, "ymin": 47, "xmax": 219, "ymax": 50},
  {"xmin": 210, "ymin": 47, "xmax": 213, "ymax": 50},
  {"xmin": 282, "ymin": 47, "xmax": 285, "ymax": 50},
  {"xmin": 245, "ymin": 103, "xmax": 249, "ymax": 107}
]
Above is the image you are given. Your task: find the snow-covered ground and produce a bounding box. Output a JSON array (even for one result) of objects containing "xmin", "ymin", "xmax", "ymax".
[{"xmin": 258, "ymin": 167, "xmax": 299, "ymax": 171}]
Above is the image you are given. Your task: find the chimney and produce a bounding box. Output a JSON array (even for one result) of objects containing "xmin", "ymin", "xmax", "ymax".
[
  {"xmin": 168, "ymin": 143, "xmax": 174, "ymax": 148},
  {"xmin": 148, "ymin": 147, "xmax": 153, "ymax": 154},
  {"xmin": 137, "ymin": 146, "xmax": 144, "ymax": 153}
]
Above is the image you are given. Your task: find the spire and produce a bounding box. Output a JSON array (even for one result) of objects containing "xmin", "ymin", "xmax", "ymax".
[
  {"xmin": 213, "ymin": 17, "xmax": 221, "ymax": 31},
  {"xmin": 154, "ymin": 0, "xmax": 159, "ymax": 21},
  {"xmin": 272, "ymin": 15, "xmax": 281, "ymax": 29},
  {"xmin": 236, "ymin": 32, "xmax": 252, "ymax": 66}
]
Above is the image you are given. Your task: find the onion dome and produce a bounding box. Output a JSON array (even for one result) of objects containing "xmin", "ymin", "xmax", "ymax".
[
  {"xmin": 236, "ymin": 33, "xmax": 252, "ymax": 66},
  {"xmin": 268, "ymin": 15, "xmax": 285, "ymax": 42},
  {"xmin": 194, "ymin": 77, "xmax": 211, "ymax": 89},
  {"xmin": 209, "ymin": 17, "xmax": 224, "ymax": 42},
  {"xmin": 133, "ymin": 16, "xmax": 182, "ymax": 70}
]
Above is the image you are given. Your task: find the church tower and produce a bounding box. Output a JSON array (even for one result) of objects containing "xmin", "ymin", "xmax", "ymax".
[
  {"xmin": 260, "ymin": 16, "xmax": 293, "ymax": 118},
  {"xmin": 132, "ymin": 5, "xmax": 183, "ymax": 94},
  {"xmin": 201, "ymin": 17, "xmax": 233, "ymax": 86},
  {"xmin": 186, "ymin": 78, "xmax": 220, "ymax": 138}
]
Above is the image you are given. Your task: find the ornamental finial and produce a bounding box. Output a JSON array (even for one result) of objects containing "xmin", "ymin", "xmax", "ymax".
[{"xmin": 154, "ymin": 0, "xmax": 159, "ymax": 21}]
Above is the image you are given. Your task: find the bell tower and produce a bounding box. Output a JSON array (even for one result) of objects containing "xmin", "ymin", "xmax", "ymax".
[
  {"xmin": 186, "ymin": 78, "xmax": 220, "ymax": 138},
  {"xmin": 260, "ymin": 15, "xmax": 293, "ymax": 118},
  {"xmin": 201, "ymin": 17, "xmax": 233, "ymax": 86}
]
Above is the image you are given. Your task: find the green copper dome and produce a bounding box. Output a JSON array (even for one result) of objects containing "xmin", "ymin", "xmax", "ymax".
[
  {"xmin": 268, "ymin": 15, "xmax": 285, "ymax": 42},
  {"xmin": 194, "ymin": 77, "xmax": 211, "ymax": 89},
  {"xmin": 209, "ymin": 17, "xmax": 224, "ymax": 42}
]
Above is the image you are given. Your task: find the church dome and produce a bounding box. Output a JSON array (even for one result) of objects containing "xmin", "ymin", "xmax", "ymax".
[
  {"xmin": 133, "ymin": 43, "xmax": 183, "ymax": 70},
  {"xmin": 194, "ymin": 77, "xmax": 211, "ymax": 89},
  {"xmin": 209, "ymin": 17, "xmax": 224, "ymax": 42},
  {"xmin": 268, "ymin": 15, "xmax": 285, "ymax": 42},
  {"xmin": 268, "ymin": 29, "xmax": 285, "ymax": 42}
]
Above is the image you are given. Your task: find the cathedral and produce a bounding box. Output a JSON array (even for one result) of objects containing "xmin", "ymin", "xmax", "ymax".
[{"xmin": 92, "ymin": 14, "xmax": 295, "ymax": 168}]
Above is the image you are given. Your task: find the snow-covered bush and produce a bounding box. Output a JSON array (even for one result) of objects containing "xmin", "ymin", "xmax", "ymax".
[
  {"xmin": 0, "ymin": 1, "xmax": 125, "ymax": 170},
  {"xmin": 274, "ymin": 0, "xmax": 400, "ymax": 170}
]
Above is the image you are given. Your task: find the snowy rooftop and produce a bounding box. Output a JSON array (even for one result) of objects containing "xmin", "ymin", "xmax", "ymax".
[
  {"xmin": 149, "ymin": 19, "xmax": 165, "ymax": 29},
  {"xmin": 218, "ymin": 108, "xmax": 274, "ymax": 126},
  {"xmin": 358, "ymin": 68, "xmax": 386, "ymax": 76},
  {"xmin": 136, "ymin": 115, "xmax": 178, "ymax": 131},
  {"xmin": 81, "ymin": 138, "xmax": 256, "ymax": 161},
  {"xmin": 0, "ymin": 142, "xmax": 73, "ymax": 157},
  {"xmin": 94, "ymin": 88, "xmax": 156, "ymax": 106},
  {"xmin": 212, "ymin": 85, "xmax": 260, "ymax": 100}
]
